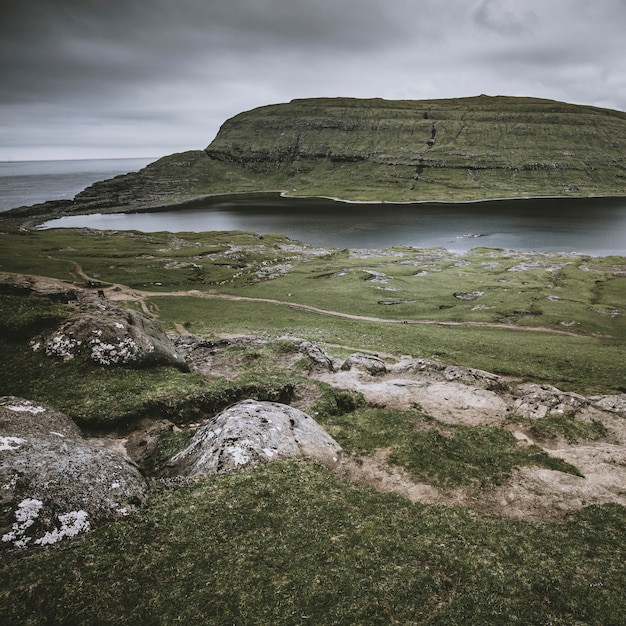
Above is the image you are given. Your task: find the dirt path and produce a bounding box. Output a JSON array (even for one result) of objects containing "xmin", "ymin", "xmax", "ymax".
[
  {"xmin": 114, "ymin": 287, "xmax": 592, "ymax": 338},
  {"xmin": 11, "ymin": 263, "xmax": 597, "ymax": 338}
]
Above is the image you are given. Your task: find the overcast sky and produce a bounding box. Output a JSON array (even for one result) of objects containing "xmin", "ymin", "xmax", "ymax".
[{"xmin": 2, "ymin": 0, "xmax": 625, "ymax": 161}]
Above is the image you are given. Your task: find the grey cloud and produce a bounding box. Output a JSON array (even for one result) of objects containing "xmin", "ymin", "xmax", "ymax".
[
  {"xmin": 474, "ymin": 0, "xmax": 538, "ymax": 37},
  {"xmin": 0, "ymin": 0, "xmax": 410, "ymax": 108},
  {"xmin": 1, "ymin": 0, "xmax": 625, "ymax": 160}
]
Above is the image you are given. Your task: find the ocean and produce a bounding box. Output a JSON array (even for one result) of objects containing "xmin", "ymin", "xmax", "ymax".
[{"xmin": 0, "ymin": 158, "xmax": 155, "ymax": 212}]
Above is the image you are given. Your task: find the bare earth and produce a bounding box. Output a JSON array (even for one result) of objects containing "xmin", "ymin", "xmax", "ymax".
[{"xmin": 310, "ymin": 360, "xmax": 626, "ymax": 522}]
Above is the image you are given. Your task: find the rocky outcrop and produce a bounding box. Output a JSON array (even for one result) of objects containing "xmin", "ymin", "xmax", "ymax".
[
  {"xmin": 512, "ymin": 383, "xmax": 588, "ymax": 419},
  {"xmin": 341, "ymin": 353, "xmax": 387, "ymax": 374},
  {"xmin": 590, "ymin": 394, "xmax": 626, "ymax": 417},
  {"xmin": 394, "ymin": 357, "xmax": 508, "ymax": 391},
  {"xmin": 33, "ymin": 292, "xmax": 188, "ymax": 370},
  {"xmin": 165, "ymin": 400, "xmax": 342, "ymax": 477},
  {"xmin": 0, "ymin": 397, "xmax": 147, "ymax": 549}
]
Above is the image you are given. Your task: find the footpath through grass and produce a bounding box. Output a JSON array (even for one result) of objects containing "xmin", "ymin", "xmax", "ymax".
[{"xmin": 151, "ymin": 295, "xmax": 626, "ymax": 393}]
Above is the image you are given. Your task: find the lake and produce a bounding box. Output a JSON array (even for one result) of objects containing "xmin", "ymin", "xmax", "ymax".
[{"xmin": 42, "ymin": 194, "xmax": 626, "ymax": 256}]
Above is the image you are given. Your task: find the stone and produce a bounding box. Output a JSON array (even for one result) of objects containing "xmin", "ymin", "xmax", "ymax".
[
  {"xmin": 341, "ymin": 353, "xmax": 387, "ymax": 375},
  {"xmin": 394, "ymin": 358, "xmax": 508, "ymax": 391},
  {"xmin": 0, "ymin": 397, "xmax": 147, "ymax": 549},
  {"xmin": 512, "ymin": 383, "xmax": 588, "ymax": 419},
  {"xmin": 297, "ymin": 340, "xmax": 335, "ymax": 372},
  {"xmin": 453, "ymin": 291, "xmax": 485, "ymax": 301},
  {"xmin": 589, "ymin": 394, "xmax": 626, "ymax": 417},
  {"xmin": 34, "ymin": 292, "xmax": 188, "ymax": 370},
  {"xmin": 164, "ymin": 400, "xmax": 342, "ymax": 477}
]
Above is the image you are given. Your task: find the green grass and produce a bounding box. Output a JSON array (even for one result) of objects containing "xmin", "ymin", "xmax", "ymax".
[
  {"xmin": 1, "ymin": 461, "xmax": 625, "ymax": 625},
  {"xmin": 1, "ymin": 225, "xmax": 625, "ymax": 624},
  {"xmin": 318, "ymin": 407, "xmax": 581, "ymax": 487},
  {"xmin": 508, "ymin": 414, "xmax": 609, "ymax": 444},
  {"xmin": 0, "ymin": 293, "xmax": 69, "ymax": 338},
  {"xmin": 151, "ymin": 295, "xmax": 626, "ymax": 393}
]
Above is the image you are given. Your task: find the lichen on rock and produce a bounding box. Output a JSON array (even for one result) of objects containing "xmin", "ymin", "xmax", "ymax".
[
  {"xmin": 164, "ymin": 400, "xmax": 342, "ymax": 477},
  {"xmin": 0, "ymin": 396, "xmax": 147, "ymax": 549},
  {"xmin": 33, "ymin": 292, "xmax": 188, "ymax": 370}
]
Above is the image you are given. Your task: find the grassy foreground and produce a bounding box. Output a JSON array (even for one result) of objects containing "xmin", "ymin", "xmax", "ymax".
[
  {"xmin": 2, "ymin": 461, "xmax": 625, "ymax": 625},
  {"xmin": 1, "ymin": 225, "xmax": 625, "ymax": 623}
]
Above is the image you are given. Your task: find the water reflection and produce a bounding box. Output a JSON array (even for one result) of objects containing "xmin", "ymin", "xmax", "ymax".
[{"xmin": 42, "ymin": 195, "xmax": 626, "ymax": 255}]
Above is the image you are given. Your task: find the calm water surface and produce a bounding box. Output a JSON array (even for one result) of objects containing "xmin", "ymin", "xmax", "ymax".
[{"xmin": 43, "ymin": 195, "xmax": 626, "ymax": 255}]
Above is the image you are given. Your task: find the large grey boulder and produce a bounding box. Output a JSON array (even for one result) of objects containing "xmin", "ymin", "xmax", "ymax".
[
  {"xmin": 33, "ymin": 292, "xmax": 188, "ymax": 370},
  {"xmin": 1, "ymin": 397, "xmax": 147, "ymax": 549},
  {"xmin": 165, "ymin": 400, "xmax": 342, "ymax": 477}
]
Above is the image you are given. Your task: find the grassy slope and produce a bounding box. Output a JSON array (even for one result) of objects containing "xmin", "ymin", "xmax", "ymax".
[
  {"xmin": 1, "ymin": 227, "xmax": 626, "ymax": 623},
  {"xmin": 2, "ymin": 461, "xmax": 625, "ymax": 626},
  {"xmin": 202, "ymin": 95, "xmax": 626, "ymax": 201}
]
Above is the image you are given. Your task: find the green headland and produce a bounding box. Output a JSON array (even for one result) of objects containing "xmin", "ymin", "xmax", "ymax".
[{"xmin": 5, "ymin": 95, "xmax": 626, "ymax": 225}]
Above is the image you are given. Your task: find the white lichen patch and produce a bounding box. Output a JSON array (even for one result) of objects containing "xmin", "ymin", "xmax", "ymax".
[
  {"xmin": 34, "ymin": 510, "xmax": 90, "ymax": 546},
  {"xmin": 0, "ymin": 436, "xmax": 26, "ymax": 451},
  {"xmin": 2, "ymin": 497, "xmax": 43, "ymax": 548},
  {"xmin": 6, "ymin": 401, "xmax": 46, "ymax": 414},
  {"xmin": 225, "ymin": 444, "xmax": 251, "ymax": 467},
  {"xmin": 90, "ymin": 334, "xmax": 139, "ymax": 365},
  {"xmin": 2, "ymin": 498, "xmax": 91, "ymax": 548},
  {"xmin": 45, "ymin": 332, "xmax": 82, "ymax": 360}
]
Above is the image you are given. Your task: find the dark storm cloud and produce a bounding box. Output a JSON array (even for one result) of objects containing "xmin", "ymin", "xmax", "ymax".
[
  {"xmin": 1, "ymin": 0, "xmax": 625, "ymax": 159},
  {"xmin": 0, "ymin": 0, "xmax": 405, "ymax": 103}
]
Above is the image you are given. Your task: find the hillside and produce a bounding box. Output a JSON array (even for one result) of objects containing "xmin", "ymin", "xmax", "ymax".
[
  {"xmin": 205, "ymin": 95, "xmax": 626, "ymax": 201},
  {"xmin": 5, "ymin": 95, "xmax": 626, "ymax": 224}
]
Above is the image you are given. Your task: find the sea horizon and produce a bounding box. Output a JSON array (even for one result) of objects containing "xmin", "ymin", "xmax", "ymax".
[{"xmin": 0, "ymin": 157, "xmax": 156, "ymax": 212}]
